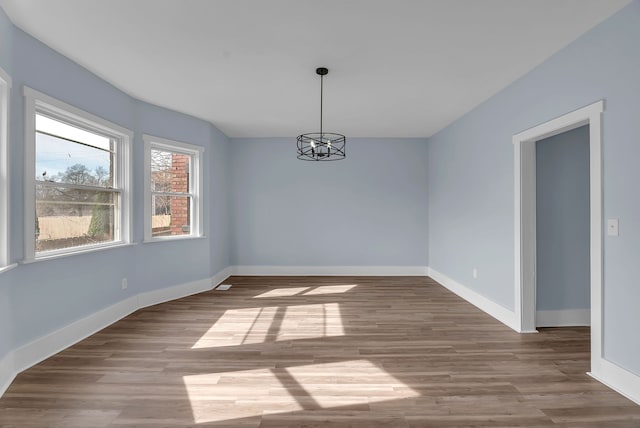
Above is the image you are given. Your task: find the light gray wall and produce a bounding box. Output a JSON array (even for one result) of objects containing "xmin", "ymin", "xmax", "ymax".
[
  {"xmin": 230, "ymin": 138, "xmax": 428, "ymax": 267},
  {"xmin": 0, "ymin": 271, "xmax": 11, "ymax": 360},
  {"xmin": 209, "ymin": 123, "xmax": 232, "ymax": 276},
  {"xmin": 0, "ymin": 5, "xmax": 11, "ymax": 72},
  {"xmin": 536, "ymin": 126, "xmax": 590, "ymax": 311},
  {"xmin": 0, "ymin": 23, "xmax": 231, "ymax": 353},
  {"xmin": 427, "ymin": 0, "xmax": 640, "ymax": 374},
  {"xmin": 0, "ymin": 6, "xmax": 12, "ymax": 362}
]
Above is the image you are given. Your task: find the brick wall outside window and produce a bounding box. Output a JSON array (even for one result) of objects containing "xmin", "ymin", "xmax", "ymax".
[{"xmin": 170, "ymin": 154, "xmax": 190, "ymax": 234}]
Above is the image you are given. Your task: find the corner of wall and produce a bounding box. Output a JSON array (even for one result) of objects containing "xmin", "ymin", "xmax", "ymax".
[{"xmin": 427, "ymin": 267, "xmax": 518, "ymax": 331}]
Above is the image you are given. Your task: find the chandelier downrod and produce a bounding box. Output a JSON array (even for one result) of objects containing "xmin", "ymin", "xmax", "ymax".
[
  {"xmin": 319, "ymin": 67, "xmax": 326, "ymax": 137},
  {"xmin": 296, "ymin": 67, "xmax": 346, "ymax": 161}
]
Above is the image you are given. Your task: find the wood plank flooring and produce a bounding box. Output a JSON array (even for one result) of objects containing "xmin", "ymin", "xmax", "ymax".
[{"xmin": 1, "ymin": 276, "xmax": 639, "ymax": 427}]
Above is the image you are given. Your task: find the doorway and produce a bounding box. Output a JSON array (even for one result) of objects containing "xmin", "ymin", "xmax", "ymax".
[
  {"xmin": 535, "ymin": 125, "xmax": 590, "ymax": 327},
  {"xmin": 513, "ymin": 100, "xmax": 603, "ymax": 371}
]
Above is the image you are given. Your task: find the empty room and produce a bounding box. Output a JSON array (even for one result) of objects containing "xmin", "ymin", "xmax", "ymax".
[{"xmin": 1, "ymin": 0, "xmax": 640, "ymax": 426}]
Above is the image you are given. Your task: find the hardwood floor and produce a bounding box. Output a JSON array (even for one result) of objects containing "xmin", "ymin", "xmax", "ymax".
[{"xmin": 1, "ymin": 276, "xmax": 639, "ymax": 427}]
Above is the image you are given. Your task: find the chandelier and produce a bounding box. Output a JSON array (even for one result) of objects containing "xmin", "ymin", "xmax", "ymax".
[{"xmin": 297, "ymin": 67, "xmax": 346, "ymax": 161}]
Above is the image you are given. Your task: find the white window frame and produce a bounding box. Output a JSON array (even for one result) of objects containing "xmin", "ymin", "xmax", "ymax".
[
  {"xmin": 143, "ymin": 134, "xmax": 204, "ymax": 242},
  {"xmin": 23, "ymin": 87, "xmax": 133, "ymax": 261},
  {"xmin": 0, "ymin": 67, "xmax": 11, "ymax": 270}
]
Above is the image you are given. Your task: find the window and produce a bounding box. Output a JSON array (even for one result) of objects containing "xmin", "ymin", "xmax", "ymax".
[
  {"xmin": 143, "ymin": 135, "xmax": 204, "ymax": 241},
  {"xmin": 24, "ymin": 87, "xmax": 132, "ymax": 261},
  {"xmin": 0, "ymin": 67, "xmax": 10, "ymax": 268}
]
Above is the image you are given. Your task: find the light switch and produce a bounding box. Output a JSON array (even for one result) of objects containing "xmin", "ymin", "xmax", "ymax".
[{"xmin": 607, "ymin": 218, "xmax": 619, "ymax": 236}]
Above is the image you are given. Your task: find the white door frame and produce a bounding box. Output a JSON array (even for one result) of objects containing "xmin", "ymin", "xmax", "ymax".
[{"xmin": 513, "ymin": 100, "xmax": 603, "ymax": 367}]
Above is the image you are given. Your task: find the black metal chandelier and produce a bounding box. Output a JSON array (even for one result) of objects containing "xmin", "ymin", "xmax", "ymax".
[{"xmin": 297, "ymin": 67, "xmax": 346, "ymax": 161}]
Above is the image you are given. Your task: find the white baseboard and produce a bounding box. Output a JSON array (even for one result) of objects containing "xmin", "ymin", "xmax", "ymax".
[
  {"xmin": 0, "ymin": 268, "xmax": 230, "ymax": 398},
  {"xmin": 536, "ymin": 309, "xmax": 590, "ymax": 327},
  {"xmin": 211, "ymin": 266, "xmax": 233, "ymax": 287},
  {"xmin": 590, "ymin": 358, "xmax": 640, "ymax": 406},
  {"xmin": 0, "ymin": 352, "xmax": 14, "ymax": 398},
  {"xmin": 230, "ymin": 265, "xmax": 429, "ymax": 276},
  {"xmin": 136, "ymin": 278, "xmax": 213, "ymax": 309},
  {"xmin": 12, "ymin": 296, "xmax": 137, "ymax": 375},
  {"xmin": 427, "ymin": 267, "xmax": 518, "ymax": 331}
]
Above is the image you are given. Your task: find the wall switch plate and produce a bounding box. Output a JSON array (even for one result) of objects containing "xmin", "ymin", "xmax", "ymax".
[
  {"xmin": 121, "ymin": 278, "xmax": 128, "ymax": 290},
  {"xmin": 472, "ymin": 268, "xmax": 478, "ymax": 279},
  {"xmin": 607, "ymin": 219, "xmax": 619, "ymax": 236}
]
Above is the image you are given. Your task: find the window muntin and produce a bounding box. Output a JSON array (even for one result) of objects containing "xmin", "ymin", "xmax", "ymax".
[
  {"xmin": 144, "ymin": 136, "xmax": 203, "ymax": 241},
  {"xmin": 24, "ymin": 87, "xmax": 132, "ymax": 261}
]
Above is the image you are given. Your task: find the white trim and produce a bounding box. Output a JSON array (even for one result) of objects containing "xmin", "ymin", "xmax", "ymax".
[
  {"xmin": 589, "ymin": 359, "xmax": 640, "ymax": 406},
  {"xmin": 0, "ymin": 268, "xmax": 230, "ymax": 398},
  {"xmin": 510, "ymin": 101, "xmax": 640, "ymax": 398},
  {"xmin": 536, "ymin": 309, "xmax": 590, "ymax": 327},
  {"xmin": 0, "ymin": 67, "xmax": 11, "ymax": 268},
  {"xmin": 0, "ymin": 263, "xmax": 17, "ymax": 274},
  {"xmin": 588, "ymin": 109, "xmax": 604, "ymax": 369},
  {"xmin": 19, "ymin": 243, "xmax": 137, "ymax": 264},
  {"xmin": 211, "ymin": 266, "xmax": 233, "ymax": 286},
  {"xmin": 23, "ymin": 87, "xmax": 132, "ymax": 137},
  {"xmin": 514, "ymin": 140, "xmax": 538, "ymax": 333},
  {"xmin": 230, "ymin": 265, "xmax": 429, "ymax": 276},
  {"xmin": 0, "ymin": 352, "xmax": 15, "ymax": 399},
  {"xmin": 136, "ymin": 278, "xmax": 213, "ymax": 309},
  {"xmin": 22, "ymin": 86, "xmax": 134, "ymax": 262},
  {"xmin": 142, "ymin": 235, "xmax": 207, "ymax": 244},
  {"xmin": 23, "ymin": 89, "xmax": 36, "ymax": 259},
  {"xmin": 32, "ymin": 228, "xmax": 127, "ymax": 263},
  {"xmin": 142, "ymin": 134, "xmax": 205, "ymax": 155},
  {"xmin": 512, "ymin": 100, "xmax": 603, "ymax": 343},
  {"xmin": 427, "ymin": 267, "xmax": 518, "ymax": 331},
  {"xmin": 143, "ymin": 134, "xmax": 205, "ymax": 242},
  {"xmin": 12, "ymin": 296, "xmax": 138, "ymax": 376},
  {"xmin": 0, "ymin": 67, "xmax": 11, "ymax": 87}
]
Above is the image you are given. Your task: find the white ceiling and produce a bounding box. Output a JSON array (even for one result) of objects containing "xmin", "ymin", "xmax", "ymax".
[{"xmin": 0, "ymin": 0, "xmax": 631, "ymax": 138}]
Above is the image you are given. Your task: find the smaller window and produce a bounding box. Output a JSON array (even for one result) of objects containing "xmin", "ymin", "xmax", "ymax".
[{"xmin": 144, "ymin": 135, "xmax": 204, "ymax": 241}]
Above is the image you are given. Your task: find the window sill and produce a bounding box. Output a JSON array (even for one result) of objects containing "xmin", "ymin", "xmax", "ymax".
[
  {"xmin": 21, "ymin": 242, "xmax": 137, "ymax": 264},
  {"xmin": 0, "ymin": 263, "xmax": 18, "ymax": 274},
  {"xmin": 142, "ymin": 235, "xmax": 206, "ymax": 244}
]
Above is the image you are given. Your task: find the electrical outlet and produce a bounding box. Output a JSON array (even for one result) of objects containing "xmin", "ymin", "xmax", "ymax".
[
  {"xmin": 121, "ymin": 278, "xmax": 128, "ymax": 290},
  {"xmin": 472, "ymin": 268, "xmax": 478, "ymax": 279}
]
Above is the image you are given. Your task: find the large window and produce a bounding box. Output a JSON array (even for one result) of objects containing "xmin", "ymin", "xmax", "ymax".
[
  {"xmin": 24, "ymin": 88, "xmax": 132, "ymax": 260},
  {"xmin": 143, "ymin": 135, "xmax": 204, "ymax": 241},
  {"xmin": 0, "ymin": 67, "xmax": 10, "ymax": 269}
]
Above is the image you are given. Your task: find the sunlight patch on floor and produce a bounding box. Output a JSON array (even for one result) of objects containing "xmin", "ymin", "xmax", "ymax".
[
  {"xmin": 277, "ymin": 303, "xmax": 345, "ymax": 340},
  {"xmin": 302, "ymin": 284, "xmax": 358, "ymax": 295},
  {"xmin": 183, "ymin": 360, "xmax": 418, "ymax": 424},
  {"xmin": 191, "ymin": 306, "xmax": 278, "ymax": 348},
  {"xmin": 254, "ymin": 287, "xmax": 310, "ymax": 298},
  {"xmin": 284, "ymin": 359, "xmax": 420, "ymax": 408},
  {"xmin": 192, "ymin": 302, "xmax": 346, "ymax": 348},
  {"xmin": 253, "ymin": 284, "xmax": 358, "ymax": 298},
  {"xmin": 184, "ymin": 368, "xmax": 304, "ymax": 424}
]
